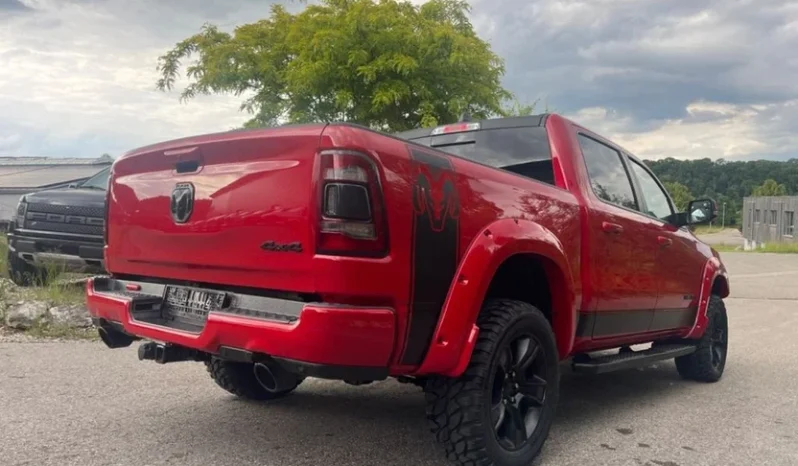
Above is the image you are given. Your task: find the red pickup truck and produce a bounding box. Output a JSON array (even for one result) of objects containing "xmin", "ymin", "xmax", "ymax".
[{"xmin": 87, "ymin": 113, "xmax": 730, "ymax": 466}]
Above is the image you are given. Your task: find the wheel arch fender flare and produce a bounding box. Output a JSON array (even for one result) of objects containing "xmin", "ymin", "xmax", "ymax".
[
  {"xmin": 685, "ymin": 256, "xmax": 730, "ymax": 339},
  {"xmin": 415, "ymin": 218, "xmax": 578, "ymax": 376}
]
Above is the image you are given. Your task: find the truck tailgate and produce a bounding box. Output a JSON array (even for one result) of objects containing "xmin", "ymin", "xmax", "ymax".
[{"xmin": 105, "ymin": 125, "xmax": 326, "ymax": 292}]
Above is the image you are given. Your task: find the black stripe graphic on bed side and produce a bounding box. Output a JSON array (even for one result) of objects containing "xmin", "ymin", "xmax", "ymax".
[{"xmin": 401, "ymin": 148, "xmax": 461, "ymax": 365}]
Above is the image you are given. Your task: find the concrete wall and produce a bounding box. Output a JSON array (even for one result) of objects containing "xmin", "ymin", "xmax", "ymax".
[{"xmin": 742, "ymin": 196, "xmax": 798, "ymax": 247}]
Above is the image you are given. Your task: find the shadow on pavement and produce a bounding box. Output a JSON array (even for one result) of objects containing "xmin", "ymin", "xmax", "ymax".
[{"xmin": 155, "ymin": 361, "xmax": 696, "ymax": 465}]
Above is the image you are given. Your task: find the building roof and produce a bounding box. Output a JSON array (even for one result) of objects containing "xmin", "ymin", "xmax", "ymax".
[
  {"xmin": 0, "ymin": 155, "xmax": 112, "ymax": 192},
  {"xmin": 0, "ymin": 154, "xmax": 113, "ymax": 166}
]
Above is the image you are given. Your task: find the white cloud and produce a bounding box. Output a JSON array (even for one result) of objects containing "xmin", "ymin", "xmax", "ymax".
[
  {"xmin": 0, "ymin": 0, "xmax": 272, "ymax": 158},
  {"xmin": 0, "ymin": 0, "xmax": 797, "ymax": 161},
  {"xmin": 567, "ymin": 99, "xmax": 798, "ymax": 161}
]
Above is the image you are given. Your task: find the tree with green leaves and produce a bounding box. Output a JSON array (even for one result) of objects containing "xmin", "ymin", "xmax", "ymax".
[
  {"xmin": 751, "ymin": 179, "xmax": 788, "ymax": 196},
  {"xmin": 501, "ymin": 96, "xmax": 553, "ymax": 117},
  {"xmin": 663, "ymin": 181, "xmax": 693, "ymax": 211},
  {"xmin": 156, "ymin": 0, "xmax": 516, "ymax": 132}
]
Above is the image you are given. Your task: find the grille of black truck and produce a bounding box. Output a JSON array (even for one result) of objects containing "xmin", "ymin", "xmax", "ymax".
[{"xmin": 25, "ymin": 203, "xmax": 104, "ymax": 236}]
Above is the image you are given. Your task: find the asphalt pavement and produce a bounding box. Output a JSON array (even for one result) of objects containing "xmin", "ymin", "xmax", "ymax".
[
  {"xmin": 1, "ymin": 252, "xmax": 797, "ymax": 466},
  {"xmin": 693, "ymin": 228, "xmax": 745, "ymax": 248}
]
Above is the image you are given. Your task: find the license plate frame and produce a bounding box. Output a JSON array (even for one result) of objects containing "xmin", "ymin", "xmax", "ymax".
[{"xmin": 161, "ymin": 285, "xmax": 227, "ymax": 326}]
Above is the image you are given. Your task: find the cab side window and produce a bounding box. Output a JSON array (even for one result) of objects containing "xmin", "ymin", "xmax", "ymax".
[
  {"xmin": 578, "ymin": 135, "xmax": 637, "ymax": 210},
  {"xmin": 628, "ymin": 159, "xmax": 674, "ymax": 220}
]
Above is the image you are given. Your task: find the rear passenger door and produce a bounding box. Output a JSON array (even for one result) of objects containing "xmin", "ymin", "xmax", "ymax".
[{"xmin": 577, "ymin": 134, "xmax": 660, "ymax": 338}]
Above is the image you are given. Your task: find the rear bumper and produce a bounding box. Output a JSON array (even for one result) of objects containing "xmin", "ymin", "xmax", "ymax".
[
  {"xmin": 8, "ymin": 230, "xmax": 105, "ymax": 273},
  {"xmin": 85, "ymin": 277, "xmax": 396, "ymax": 379}
]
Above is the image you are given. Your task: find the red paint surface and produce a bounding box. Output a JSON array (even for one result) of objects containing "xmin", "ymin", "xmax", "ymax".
[
  {"xmin": 86, "ymin": 278, "xmax": 396, "ymax": 367},
  {"xmin": 91, "ymin": 114, "xmax": 729, "ymax": 378},
  {"xmin": 685, "ymin": 255, "xmax": 730, "ymax": 339}
]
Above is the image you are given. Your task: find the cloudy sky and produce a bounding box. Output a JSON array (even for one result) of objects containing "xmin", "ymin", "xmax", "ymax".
[{"xmin": 1, "ymin": 0, "xmax": 797, "ymax": 161}]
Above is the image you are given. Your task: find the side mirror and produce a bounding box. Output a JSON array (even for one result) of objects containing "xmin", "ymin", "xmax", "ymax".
[
  {"xmin": 68, "ymin": 183, "xmax": 78, "ymax": 188},
  {"xmin": 686, "ymin": 198, "xmax": 717, "ymax": 225}
]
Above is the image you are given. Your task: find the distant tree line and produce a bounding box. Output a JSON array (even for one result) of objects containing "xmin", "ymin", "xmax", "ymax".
[{"xmin": 645, "ymin": 158, "xmax": 798, "ymax": 226}]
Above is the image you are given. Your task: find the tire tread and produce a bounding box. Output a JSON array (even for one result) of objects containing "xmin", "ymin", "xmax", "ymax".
[
  {"xmin": 425, "ymin": 299, "xmax": 558, "ymax": 466},
  {"xmin": 675, "ymin": 295, "xmax": 727, "ymax": 383}
]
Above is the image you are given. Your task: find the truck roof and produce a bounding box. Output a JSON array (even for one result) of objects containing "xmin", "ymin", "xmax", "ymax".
[{"xmin": 395, "ymin": 114, "xmax": 549, "ymax": 141}]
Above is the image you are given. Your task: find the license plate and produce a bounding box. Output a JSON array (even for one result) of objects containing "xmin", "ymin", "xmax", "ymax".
[{"xmin": 161, "ymin": 285, "xmax": 226, "ymax": 325}]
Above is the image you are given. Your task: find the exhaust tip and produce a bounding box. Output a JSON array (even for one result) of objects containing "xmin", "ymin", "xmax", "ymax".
[
  {"xmin": 253, "ymin": 362, "xmax": 297, "ymax": 393},
  {"xmin": 253, "ymin": 362, "xmax": 279, "ymax": 392}
]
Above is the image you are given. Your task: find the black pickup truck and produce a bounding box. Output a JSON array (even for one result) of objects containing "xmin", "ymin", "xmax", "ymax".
[{"xmin": 7, "ymin": 167, "xmax": 109, "ymax": 286}]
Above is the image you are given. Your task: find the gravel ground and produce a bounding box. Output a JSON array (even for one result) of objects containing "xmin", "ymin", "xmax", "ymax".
[{"xmin": 1, "ymin": 252, "xmax": 796, "ymax": 466}]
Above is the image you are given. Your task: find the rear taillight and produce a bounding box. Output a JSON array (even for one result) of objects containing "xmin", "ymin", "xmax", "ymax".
[
  {"xmin": 103, "ymin": 173, "xmax": 111, "ymax": 245},
  {"xmin": 103, "ymin": 205, "xmax": 109, "ymax": 245},
  {"xmin": 316, "ymin": 150, "xmax": 388, "ymax": 257}
]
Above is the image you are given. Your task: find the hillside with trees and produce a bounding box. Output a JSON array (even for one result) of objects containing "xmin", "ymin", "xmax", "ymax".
[{"xmin": 645, "ymin": 158, "xmax": 798, "ymax": 226}]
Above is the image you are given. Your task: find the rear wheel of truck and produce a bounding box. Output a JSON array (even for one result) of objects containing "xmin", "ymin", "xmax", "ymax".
[
  {"xmin": 7, "ymin": 250, "xmax": 49, "ymax": 287},
  {"xmin": 674, "ymin": 295, "xmax": 728, "ymax": 383},
  {"xmin": 425, "ymin": 299, "xmax": 560, "ymax": 466},
  {"xmin": 206, "ymin": 358, "xmax": 302, "ymax": 401}
]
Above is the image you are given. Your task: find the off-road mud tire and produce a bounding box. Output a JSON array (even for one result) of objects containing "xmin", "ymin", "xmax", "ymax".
[
  {"xmin": 424, "ymin": 299, "xmax": 560, "ymax": 466},
  {"xmin": 674, "ymin": 294, "xmax": 728, "ymax": 382},
  {"xmin": 206, "ymin": 357, "xmax": 301, "ymax": 400}
]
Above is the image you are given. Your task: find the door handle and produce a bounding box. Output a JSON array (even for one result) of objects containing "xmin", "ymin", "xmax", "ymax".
[
  {"xmin": 601, "ymin": 222, "xmax": 624, "ymax": 234},
  {"xmin": 657, "ymin": 236, "xmax": 673, "ymax": 247}
]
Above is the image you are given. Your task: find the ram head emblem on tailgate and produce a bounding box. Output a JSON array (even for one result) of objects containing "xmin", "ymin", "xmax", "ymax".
[{"xmin": 170, "ymin": 183, "xmax": 195, "ymax": 224}]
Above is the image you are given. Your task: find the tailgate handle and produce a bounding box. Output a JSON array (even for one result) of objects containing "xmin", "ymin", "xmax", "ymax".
[
  {"xmin": 165, "ymin": 146, "xmax": 203, "ymax": 174},
  {"xmin": 175, "ymin": 159, "xmax": 200, "ymax": 173}
]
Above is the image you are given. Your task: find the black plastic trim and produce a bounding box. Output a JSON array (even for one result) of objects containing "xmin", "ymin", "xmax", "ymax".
[
  {"xmin": 92, "ymin": 277, "xmax": 307, "ymax": 330},
  {"xmin": 575, "ymin": 308, "xmax": 697, "ymax": 338},
  {"xmin": 9, "ymin": 230, "xmax": 103, "ymax": 244},
  {"xmin": 392, "ymin": 114, "xmax": 548, "ymax": 140},
  {"xmin": 218, "ymin": 346, "xmax": 255, "ymax": 363},
  {"xmin": 108, "ymin": 273, "xmax": 318, "ymax": 303},
  {"xmin": 272, "ymin": 356, "xmax": 389, "ymax": 381},
  {"xmin": 10, "ymin": 236, "xmax": 104, "ymax": 259},
  {"xmin": 572, "ymin": 344, "xmax": 696, "ymax": 375}
]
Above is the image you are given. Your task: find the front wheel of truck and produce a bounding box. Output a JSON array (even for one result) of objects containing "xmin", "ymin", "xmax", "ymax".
[
  {"xmin": 206, "ymin": 358, "xmax": 302, "ymax": 401},
  {"xmin": 425, "ymin": 299, "xmax": 560, "ymax": 466},
  {"xmin": 674, "ymin": 294, "xmax": 728, "ymax": 383}
]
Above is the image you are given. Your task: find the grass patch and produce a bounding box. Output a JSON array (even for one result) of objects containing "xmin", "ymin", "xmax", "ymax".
[
  {"xmin": 712, "ymin": 242, "xmax": 798, "ymax": 254},
  {"xmin": 24, "ymin": 322, "xmax": 99, "ymax": 340},
  {"xmin": 0, "ymin": 233, "xmax": 94, "ymax": 340},
  {"xmin": 0, "ymin": 233, "xmax": 87, "ymax": 305},
  {"xmin": 755, "ymin": 242, "xmax": 798, "ymax": 253},
  {"xmin": 693, "ymin": 225, "xmax": 738, "ymax": 235},
  {"xmin": 26, "ymin": 277, "xmax": 86, "ymax": 306},
  {"xmin": 710, "ymin": 244, "xmax": 741, "ymax": 252},
  {"xmin": 0, "ymin": 233, "xmax": 8, "ymax": 278}
]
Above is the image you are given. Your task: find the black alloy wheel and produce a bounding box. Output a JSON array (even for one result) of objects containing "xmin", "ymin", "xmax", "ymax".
[
  {"xmin": 425, "ymin": 299, "xmax": 560, "ymax": 466},
  {"xmin": 490, "ymin": 334, "xmax": 549, "ymax": 451},
  {"xmin": 709, "ymin": 318, "xmax": 727, "ymax": 371},
  {"xmin": 673, "ymin": 294, "xmax": 729, "ymax": 383}
]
